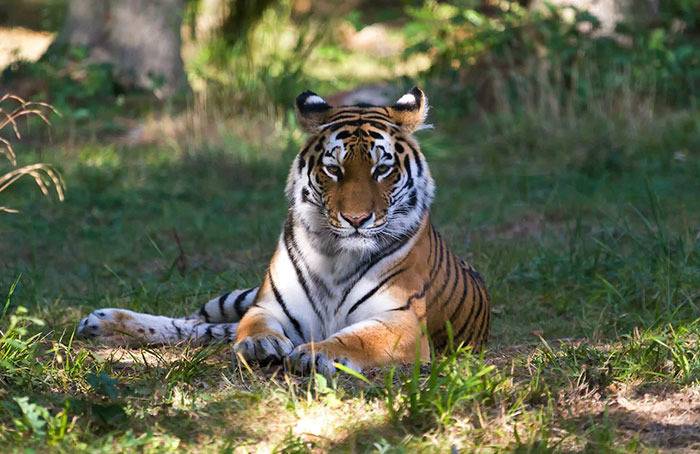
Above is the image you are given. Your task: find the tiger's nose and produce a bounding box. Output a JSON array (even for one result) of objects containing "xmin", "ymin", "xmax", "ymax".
[{"xmin": 340, "ymin": 211, "xmax": 373, "ymax": 228}]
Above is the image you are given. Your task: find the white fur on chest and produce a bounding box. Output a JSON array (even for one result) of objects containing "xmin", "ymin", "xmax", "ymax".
[{"xmin": 267, "ymin": 224, "xmax": 416, "ymax": 341}]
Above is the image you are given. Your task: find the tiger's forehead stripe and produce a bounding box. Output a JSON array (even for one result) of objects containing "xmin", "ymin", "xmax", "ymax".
[
  {"xmin": 321, "ymin": 120, "xmax": 401, "ymax": 135},
  {"xmin": 326, "ymin": 113, "xmax": 396, "ymax": 125}
]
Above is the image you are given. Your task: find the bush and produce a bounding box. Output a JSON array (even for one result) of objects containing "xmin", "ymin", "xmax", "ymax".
[{"xmin": 403, "ymin": 0, "xmax": 700, "ymax": 115}]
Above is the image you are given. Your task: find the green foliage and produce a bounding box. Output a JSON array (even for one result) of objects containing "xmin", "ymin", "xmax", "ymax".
[
  {"xmin": 11, "ymin": 396, "xmax": 74, "ymax": 444},
  {"xmin": 189, "ymin": 0, "xmax": 327, "ymax": 112},
  {"xmin": 4, "ymin": 48, "xmax": 116, "ymax": 119},
  {"xmin": 384, "ymin": 344, "xmax": 501, "ymax": 429},
  {"xmin": 404, "ymin": 0, "xmax": 700, "ymax": 114},
  {"xmin": 511, "ymin": 414, "xmax": 562, "ymax": 454},
  {"xmin": 272, "ymin": 429, "xmax": 314, "ymax": 453},
  {"xmin": 503, "ymin": 195, "xmax": 700, "ymax": 336},
  {"xmin": 0, "ymin": 277, "xmax": 45, "ymax": 383},
  {"xmin": 531, "ymin": 321, "xmax": 700, "ymax": 389},
  {"xmin": 86, "ymin": 372, "xmax": 120, "ymax": 400}
]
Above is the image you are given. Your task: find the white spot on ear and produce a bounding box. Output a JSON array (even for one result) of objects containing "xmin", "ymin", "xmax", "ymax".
[
  {"xmin": 305, "ymin": 95, "xmax": 327, "ymax": 105},
  {"xmin": 396, "ymin": 93, "xmax": 416, "ymax": 105}
]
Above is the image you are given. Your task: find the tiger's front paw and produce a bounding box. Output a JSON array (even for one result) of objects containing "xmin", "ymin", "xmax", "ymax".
[
  {"xmin": 233, "ymin": 334, "xmax": 294, "ymax": 366},
  {"xmin": 287, "ymin": 343, "xmax": 361, "ymax": 377},
  {"xmin": 77, "ymin": 308, "xmax": 142, "ymax": 345}
]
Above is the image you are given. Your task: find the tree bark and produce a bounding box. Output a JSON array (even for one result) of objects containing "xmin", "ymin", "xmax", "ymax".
[{"xmin": 48, "ymin": 0, "xmax": 189, "ymax": 99}]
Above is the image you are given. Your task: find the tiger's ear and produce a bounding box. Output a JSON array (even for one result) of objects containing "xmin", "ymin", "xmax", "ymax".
[
  {"xmin": 295, "ymin": 90, "xmax": 331, "ymax": 133},
  {"xmin": 387, "ymin": 87, "xmax": 430, "ymax": 133}
]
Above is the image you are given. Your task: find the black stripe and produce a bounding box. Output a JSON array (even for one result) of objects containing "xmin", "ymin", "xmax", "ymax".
[
  {"xmin": 218, "ymin": 292, "xmax": 231, "ymax": 319},
  {"xmin": 473, "ymin": 308, "xmax": 489, "ymax": 347},
  {"xmin": 269, "ymin": 272, "xmax": 304, "ymax": 341},
  {"xmin": 360, "ymin": 118, "xmax": 395, "ymax": 127},
  {"xmin": 306, "ymin": 155, "xmax": 316, "ymax": 179},
  {"xmin": 447, "ymin": 268, "xmax": 469, "ymax": 322},
  {"xmin": 333, "ymin": 222, "xmax": 420, "ymax": 314},
  {"xmin": 336, "ymin": 219, "xmax": 420, "ymax": 288},
  {"xmin": 402, "ymin": 281, "xmax": 429, "ymax": 310},
  {"xmin": 299, "ymin": 141, "xmax": 312, "ymax": 159},
  {"xmin": 468, "ymin": 309, "xmax": 487, "ymax": 347},
  {"xmin": 468, "ymin": 279, "xmax": 490, "ymax": 346},
  {"xmin": 233, "ymin": 287, "xmax": 256, "ymax": 318},
  {"xmin": 199, "ymin": 306, "xmax": 211, "ymax": 322},
  {"xmin": 347, "ymin": 267, "xmax": 407, "ymax": 316},
  {"xmin": 323, "ymin": 120, "xmax": 360, "ymax": 132},
  {"xmin": 434, "ymin": 251, "xmax": 456, "ymax": 302},
  {"xmin": 452, "ymin": 272, "xmax": 477, "ymax": 341},
  {"xmin": 482, "ymin": 309, "xmax": 491, "ymax": 344},
  {"xmin": 171, "ymin": 320, "xmax": 183, "ymax": 338},
  {"xmin": 283, "ymin": 217, "xmax": 325, "ymax": 326},
  {"xmin": 431, "ymin": 233, "xmax": 445, "ymax": 281},
  {"xmin": 353, "ymin": 333, "xmax": 367, "ymax": 350},
  {"xmin": 456, "ymin": 273, "xmax": 484, "ymax": 342},
  {"xmin": 406, "ymin": 142, "xmax": 423, "ymax": 177},
  {"xmin": 403, "ymin": 155, "xmax": 413, "ymax": 181},
  {"xmin": 335, "ymin": 130, "xmax": 352, "ymax": 140},
  {"xmin": 363, "ymin": 113, "xmax": 394, "ymax": 122},
  {"xmin": 426, "ymin": 225, "xmax": 436, "ymax": 265},
  {"xmin": 443, "ymin": 255, "xmax": 462, "ymax": 310},
  {"xmin": 389, "ymin": 225, "xmax": 438, "ymax": 313},
  {"xmin": 391, "ymin": 156, "xmax": 415, "ymax": 203},
  {"xmin": 372, "ymin": 318, "xmax": 398, "ymax": 336},
  {"xmin": 327, "ymin": 114, "xmax": 360, "ymax": 123},
  {"xmin": 322, "ymin": 119, "xmax": 399, "ymax": 134}
]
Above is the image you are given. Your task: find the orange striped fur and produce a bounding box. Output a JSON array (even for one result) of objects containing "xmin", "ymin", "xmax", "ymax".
[{"xmin": 77, "ymin": 87, "xmax": 490, "ymax": 376}]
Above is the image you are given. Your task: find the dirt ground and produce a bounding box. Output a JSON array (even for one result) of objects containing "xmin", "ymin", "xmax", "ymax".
[{"xmin": 0, "ymin": 26, "xmax": 53, "ymax": 71}]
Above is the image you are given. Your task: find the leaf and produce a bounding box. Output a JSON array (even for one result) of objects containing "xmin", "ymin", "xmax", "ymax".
[
  {"xmin": 86, "ymin": 372, "xmax": 120, "ymax": 400},
  {"xmin": 313, "ymin": 373, "xmax": 330, "ymax": 394},
  {"xmin": 334, "ymin": 362, "xmax": 371, "ymax": 384},
  {"xmin": 13, "ymin": 396, "xmax": 49, "ymax": 436},
  {"xmin": 91, "ymin": 403, "xmax": 128, "ymax": 427}
]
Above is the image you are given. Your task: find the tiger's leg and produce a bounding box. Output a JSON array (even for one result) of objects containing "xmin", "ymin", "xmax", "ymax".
[
  {"xmin": 78, "ymin": 287, "xmax": 259, "ymax": 346},
  {"xmin": 287, "ymin": 310, "xmax": 429, "ymax": 377},
  {"xmin": 232, "ymin": 303, "xmax": 296, "ymax": 366},
  {"xmin": 193, "ymin": 287, "xmax": 259, "ymax": 323},
  {"xmin": 77, "ymin": 309, "xmax": 239, "ymax": 346}
]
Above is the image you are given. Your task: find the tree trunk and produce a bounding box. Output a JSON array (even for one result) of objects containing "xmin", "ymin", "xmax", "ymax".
[{"xmin": 48, "ymin": 0, "xmax": 189, "ymax": 99}]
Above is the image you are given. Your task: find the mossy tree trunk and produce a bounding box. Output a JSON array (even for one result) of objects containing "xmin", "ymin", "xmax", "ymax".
[{"xmin": 47, "ymin": 0, "xmax": 189, "ymax": 99}]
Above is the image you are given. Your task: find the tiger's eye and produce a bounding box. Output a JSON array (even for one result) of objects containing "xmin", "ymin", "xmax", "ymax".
[
  {"xmin": 325, "ymin": 165, "xmax": 342, "ymax": 177},
  {"xmin": 375, "ymin": 164, "xmax": 391, "ymax": 175}
]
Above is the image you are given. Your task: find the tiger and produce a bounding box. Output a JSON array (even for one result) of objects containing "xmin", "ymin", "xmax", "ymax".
[{"xmin": 77, "ymin": 87, "xmax": 491, "ymax": 376}]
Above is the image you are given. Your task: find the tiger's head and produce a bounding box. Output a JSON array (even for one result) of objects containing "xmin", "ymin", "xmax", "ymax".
[{"xmin": 286, "ymin": 87, "xmax": 435, "ymax": 254}]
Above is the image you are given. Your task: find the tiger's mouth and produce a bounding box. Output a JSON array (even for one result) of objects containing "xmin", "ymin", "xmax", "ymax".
[{"xmin": 329, "ymin": 219, "xmax": 388, "ymax": 238}]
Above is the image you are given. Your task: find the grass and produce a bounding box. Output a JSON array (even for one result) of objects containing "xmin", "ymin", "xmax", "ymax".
[
  {"xmin": 0, "ymin": 94, "xmax": 64, "ymax": 213},
  {"xmin": 0, "ymin": 96, "xmax": 698, "ymax": 451},
  {"xmin": 0, "ymin": 1, "xmax": 699, "ymax": 448}
]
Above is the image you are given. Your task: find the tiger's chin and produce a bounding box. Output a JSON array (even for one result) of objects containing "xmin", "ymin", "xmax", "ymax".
[{"xmin": 336, "ymin": 234, "xmax": 381, "ymax": 253}]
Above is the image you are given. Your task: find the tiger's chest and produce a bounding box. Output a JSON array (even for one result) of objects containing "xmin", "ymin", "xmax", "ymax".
[{"xmin": 272, "ymin": 238, "xmax": 403, "ymax": 340}]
